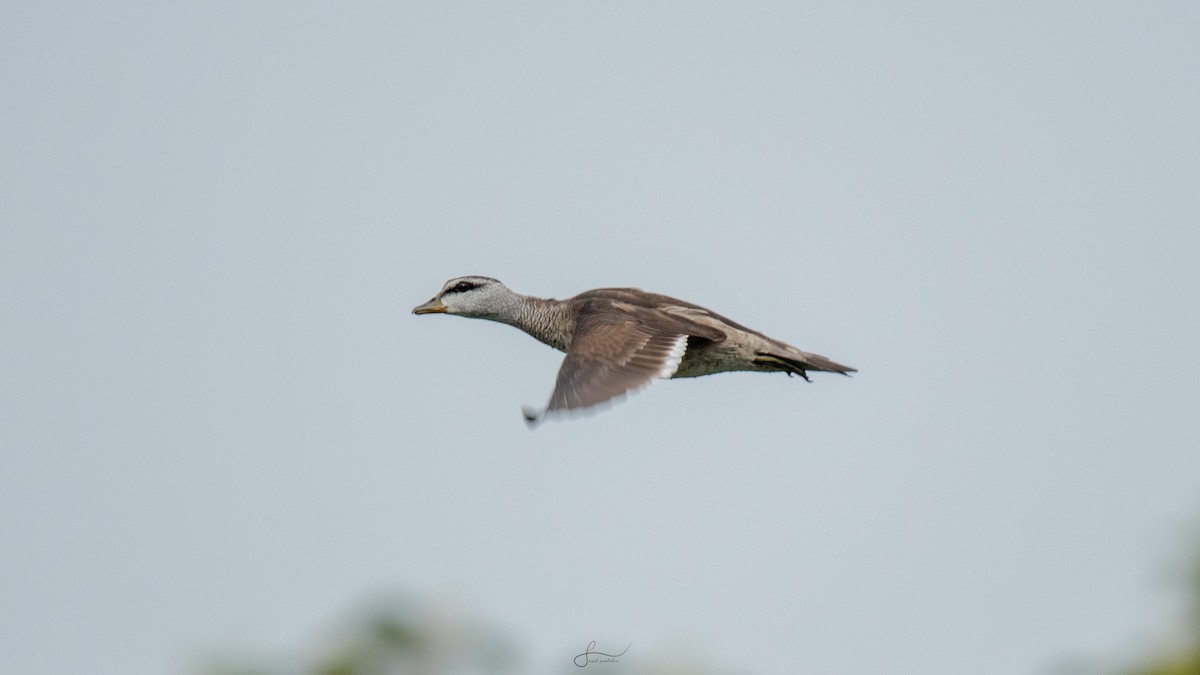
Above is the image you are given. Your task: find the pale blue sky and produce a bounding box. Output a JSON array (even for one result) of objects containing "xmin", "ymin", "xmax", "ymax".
[{"xmin": 2, "ymin": 3, "xmax": 1198, "ymax": 674}]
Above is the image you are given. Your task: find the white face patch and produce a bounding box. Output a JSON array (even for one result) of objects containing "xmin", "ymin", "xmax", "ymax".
[{"xmin": 657, "ymin": 334, "xmax": 688, "ymax": 379}]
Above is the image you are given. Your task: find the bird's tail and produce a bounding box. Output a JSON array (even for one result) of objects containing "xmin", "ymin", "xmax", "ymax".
[{"xmin": 754, "ymin": 348, "xmax": 856, "ymax": 381}]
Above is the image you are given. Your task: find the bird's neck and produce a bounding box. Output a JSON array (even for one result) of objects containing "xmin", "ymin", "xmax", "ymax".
[{"xmin": 501, "ymin": 295, "xmax": 575, "ymax": 352}]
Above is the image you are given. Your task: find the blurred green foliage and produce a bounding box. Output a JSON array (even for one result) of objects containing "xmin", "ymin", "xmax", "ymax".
[
  {"xmin": 1120, "ymin": 536, "xmax": 1200, "ymax": 675},
  {"xmin": 1121, "ymin": 650, "xmax": 1200, "ymax": 675},
  {"xmin": 197, "ymin": 534, "xmax": 1200, "ymax": 675},
  {"xmin": 197, "ymin": 599, "xmax": 519, "ymax": 675},
  {"xmin": 313, "ymin": 609, "xmax": 519, "ymax": 675},
  {"xmin": 195, "ymin": 598, "xmax": 726, "ymax": 675}
]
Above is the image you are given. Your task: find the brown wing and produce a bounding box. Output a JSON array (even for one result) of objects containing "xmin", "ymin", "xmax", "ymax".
[{"xmin": 522, "ymin": 311, "xmax": 689, "ymax": 426}]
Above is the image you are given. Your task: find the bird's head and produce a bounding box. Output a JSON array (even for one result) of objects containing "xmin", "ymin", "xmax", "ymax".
[{"xmin": 412, "ymin": 276, "xmax": 514, "ymax": 319}]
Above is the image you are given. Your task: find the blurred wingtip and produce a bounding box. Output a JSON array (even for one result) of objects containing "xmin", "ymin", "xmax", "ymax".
[{"xmin": 521, "ymin": 406, "xmax": 542, "ymax": 429}]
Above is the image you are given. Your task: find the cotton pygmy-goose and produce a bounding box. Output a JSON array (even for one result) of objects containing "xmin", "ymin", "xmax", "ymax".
[{"xmin": 413, "ymin": 276, "xmax": 855, "ymax": 426}]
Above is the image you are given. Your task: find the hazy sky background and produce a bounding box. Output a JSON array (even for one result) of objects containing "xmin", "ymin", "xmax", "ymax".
[{"xmin": 2, "ymin": 3, "xmax": 1198, "ymax": 674}]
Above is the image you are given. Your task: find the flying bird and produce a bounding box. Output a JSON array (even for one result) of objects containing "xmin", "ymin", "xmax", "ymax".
[{"xmin": 413, "ymin": 276, "xmax": 855, "ymax": 426}]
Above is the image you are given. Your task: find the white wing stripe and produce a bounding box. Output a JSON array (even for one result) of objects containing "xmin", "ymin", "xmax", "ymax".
[{"xmin": 657, "ymin": 335, "xmax": 688, "ymax": 379}]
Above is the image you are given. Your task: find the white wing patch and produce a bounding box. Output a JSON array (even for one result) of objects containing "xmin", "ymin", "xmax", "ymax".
[{"xmin": 658, "ymin": 334, "xmax": 688, "ymax": 379}]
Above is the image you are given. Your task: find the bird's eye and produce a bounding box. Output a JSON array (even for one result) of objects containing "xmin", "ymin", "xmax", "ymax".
[{"xmin": 447, "ymin": 281, "xmax": 477, "ymax": 294}]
